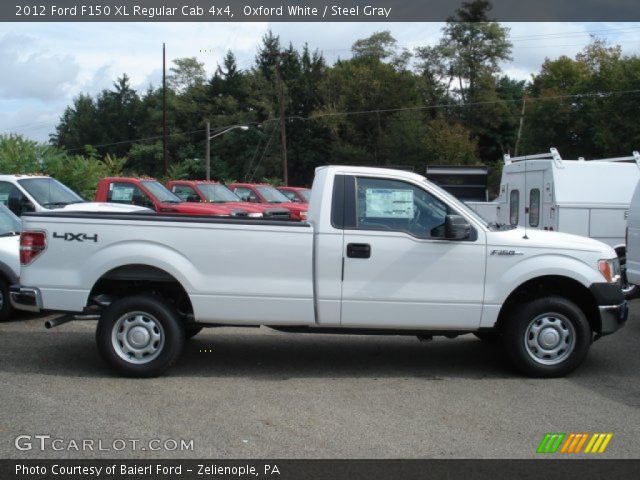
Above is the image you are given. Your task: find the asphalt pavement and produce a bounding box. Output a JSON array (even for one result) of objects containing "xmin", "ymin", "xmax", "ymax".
[{"xmin": 1, "ymin": 303, "xmax": 639, "ymax": 459}]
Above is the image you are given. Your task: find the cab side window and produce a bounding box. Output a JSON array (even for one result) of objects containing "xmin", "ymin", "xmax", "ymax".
[
  {"xmin": 0, "ymin": 181, "xmax": 32, "ymax": 216},
  {"xmin": 234, "ymin": 187, "xmax": 259, "ymax": 203},
  {"xmin": 172, "ymin": 185, "xmax": 198, "ymax": 201},
  {"xmin": 108, "ymin": 183, "xmax": 154, "ymax": 209},
  {"xmin": 354, "ymin": 177, "xmax": 451, "ymax": 239}
]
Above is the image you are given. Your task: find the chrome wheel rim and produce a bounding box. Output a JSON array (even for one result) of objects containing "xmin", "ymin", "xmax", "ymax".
[
  {"xmin": 111, "ymin": 311, "xmax": 165, "ymax": 364},
  {"xmin": 524, "ymin": 313, "xmax": 576, "ymax": 366}
]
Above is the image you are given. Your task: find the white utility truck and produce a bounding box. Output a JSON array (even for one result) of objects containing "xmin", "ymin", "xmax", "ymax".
[
  {"xmin": 467, "ymin": 149, "xmax": 640, "ymax": 296},
  {"xmin": 11, "ymin": 166, "xmax": 626, "ymax": 378}
]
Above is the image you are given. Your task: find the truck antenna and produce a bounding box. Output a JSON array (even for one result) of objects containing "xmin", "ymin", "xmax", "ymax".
[{"xmin": 523, "ymin": 157, "xmax": 529, "ymax": 239}]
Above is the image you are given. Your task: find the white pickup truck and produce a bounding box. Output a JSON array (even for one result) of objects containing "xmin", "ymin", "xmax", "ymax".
[{"xmin": 10, "ymin": 166, "xmax": 627, "ymax": 378}]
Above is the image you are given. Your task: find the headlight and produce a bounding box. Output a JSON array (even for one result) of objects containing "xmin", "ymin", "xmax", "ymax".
[
  {"xmin": 598, "ymin": 258, "xmax": 621, "ymax": 284},
  {"xmin": 247, "ymin": 212, "xmax": 263, "ymax": 218}
]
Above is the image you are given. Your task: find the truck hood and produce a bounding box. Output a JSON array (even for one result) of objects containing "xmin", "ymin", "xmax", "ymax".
[
  {"xmin": 60, "ymin": 202, "xmax": 152, "ymax": 213},
  {"xmin": 487, "ymin": 227, "xmax": 616, "ymax": 256},
  {"xmin": 166, "ymin": 202, "xmax": 241, "ymax": 215}
]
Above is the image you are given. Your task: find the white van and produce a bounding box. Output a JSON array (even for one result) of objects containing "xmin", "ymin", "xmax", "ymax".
[{"xmin": 467, "ymin": 149, "xmax": 640, "ymax": 296}]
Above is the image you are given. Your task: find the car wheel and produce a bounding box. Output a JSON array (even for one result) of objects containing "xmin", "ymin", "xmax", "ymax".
[
  {"xmin": 503, "ymin": 296, "xmax": 591, "ymax": 378},
  {"xmin": 96, "ymin": 295, "xmax": 185, "ymax": 377},
  {"xmin": 0, "ymin": 277, "xmax": 14, "ymax": 322}
]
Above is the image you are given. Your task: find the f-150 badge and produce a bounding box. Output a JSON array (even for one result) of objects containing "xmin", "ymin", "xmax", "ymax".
[
  {"xmin": 490, "ymin": 249, "xmax": 523, "ymax": 256},
  {"xmin": 53, "ymin": 232, "xmax": 98, "ymax": 242}
]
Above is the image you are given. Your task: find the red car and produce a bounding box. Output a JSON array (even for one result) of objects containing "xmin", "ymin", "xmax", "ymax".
[
  {"xmin": 95, "ymin": 178, "xmax": 247, "ymax": 216},
  {"xmin": 228, "ymin": 183, "xmax": 308, "ymax": 221},
  {"xmin": 166, "ymin": 180, "xmax": 291, "ymax": 220},
  {"xmin": 277, "ymin": 186, "xmax": 311, "ymax": 204}
]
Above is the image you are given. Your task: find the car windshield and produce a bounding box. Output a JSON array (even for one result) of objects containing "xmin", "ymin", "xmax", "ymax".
[
  {"xmin": 299, "ymin": 189, "xmax": 311, "ymax": 202},
  {"xmin": 17, "ymin": 177, "xmax": 84, "ymax": 208},
  {"xmin": 256, "ymin": 185, "xmax": 290, "ymax": 203},
  {"xmin": 0, "ymin": 204, "xmax": 21, "ymax": 236},
  {"xmin": 198, "ymin": 184, "xmax": 241, "ymax": 202},
  {"xmin": 141, "ymin": 181, "xmax": 182, "ymax": 203}
]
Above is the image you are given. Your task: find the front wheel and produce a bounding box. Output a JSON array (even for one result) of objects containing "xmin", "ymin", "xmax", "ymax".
[
  {"xmin": 96, "ymin": 295, "xmax": 185, "ymax": 377},
  {"xmin": 503, "ymin": 296, "xmax": 591, "ymax": 378}
]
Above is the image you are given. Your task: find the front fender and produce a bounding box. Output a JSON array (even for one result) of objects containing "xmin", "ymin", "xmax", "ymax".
[{"xmin": 485, "ymin": 253, "xmax": 602, "ymax": 306}]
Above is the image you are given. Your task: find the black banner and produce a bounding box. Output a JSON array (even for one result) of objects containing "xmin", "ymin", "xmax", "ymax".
[
  {"xmin": 2, "ymin": 459, "xmax": 640, "ymax": 480},
  {"xmin": 3, "ymin": 0, "xmax": 640, "ymax": 22}
]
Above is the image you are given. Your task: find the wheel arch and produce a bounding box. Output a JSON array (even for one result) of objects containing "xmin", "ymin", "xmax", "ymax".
[
  {"xmin": 89, "ymin": 264, "xmax": 194, "ymax": 318},
  {"xmin": 496, "ymin": 275, "xmax": 601, "ymax": 334}
]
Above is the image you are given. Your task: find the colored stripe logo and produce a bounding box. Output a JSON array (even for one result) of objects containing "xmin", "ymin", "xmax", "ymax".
[{"xmin": 537, "ymin": 433, "xmax": 613, "ymax": 454}]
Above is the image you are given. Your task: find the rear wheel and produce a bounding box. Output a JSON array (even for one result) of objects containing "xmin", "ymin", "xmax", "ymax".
[
  {"xmin": 503, "ymin": 296, "xmax": 591, "ymax": 377},
  {"xmin": 96, "ymin": 295, "xmax": 185, "ymax": 377},
  {"xmin": 0, "ymin": 277, "xmax": 14, "ymax": 322}
]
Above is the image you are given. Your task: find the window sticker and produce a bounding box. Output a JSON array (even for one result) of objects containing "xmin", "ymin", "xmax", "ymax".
[
  {"xmin": 365, "ymin": 188, "xmax": 414, "ymax": 219},
  {"xmin": 112, "ymin": 186, "xmax": 134, "ymax": 201}
]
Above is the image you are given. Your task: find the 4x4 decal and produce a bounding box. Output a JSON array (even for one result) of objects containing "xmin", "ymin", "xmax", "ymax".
[{"xmin": 53, "ymin": 232, "xmax": 98, "ymax": 243}]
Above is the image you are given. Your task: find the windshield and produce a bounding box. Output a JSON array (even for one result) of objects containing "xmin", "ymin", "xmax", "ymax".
[
  {"xmin": 198, "ymin": 184, "xmax": 241, "ymax": 202},
  {"xmin": 298, "ymin": 189, "xmax": 311, "ymax": 202},
  {"xmin": 141, "ymin": 181, "xmax": 182, "ymax": 203},
  {"xmin": 0, "ymin": 204, "xmax": 21, "ymax": 236},
  {"xmin": 256, "ymin": 185, "xmax": 290, "ymax": 203},
  {"xmin": 17, "ymin": 177, "xmax": 84, "ymax": 208}
]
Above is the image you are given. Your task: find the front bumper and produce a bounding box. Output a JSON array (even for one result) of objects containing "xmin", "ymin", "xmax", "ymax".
[
  {"xmin": 598, "ymin": 302, "xmax": 628, "ymax": 335},
  {"xmin": 590, "ymin": 282, "xmax": 628, "ymax": 336},
  {"xmin": 10, "ymin": 285, "xmax": 42, "ymax": 313}
]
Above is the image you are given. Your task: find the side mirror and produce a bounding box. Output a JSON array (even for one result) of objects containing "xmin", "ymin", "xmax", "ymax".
[
  {"xmin": 186, "ymin": 194, "xmax": 201, "ymax": 203},
  {"xmin": 445, "ymin": 215, "xmax": 471, "ymax": 240},
  {"xmin": 8, "ymin": 195, "xmax": 33, "ymax": 216}
]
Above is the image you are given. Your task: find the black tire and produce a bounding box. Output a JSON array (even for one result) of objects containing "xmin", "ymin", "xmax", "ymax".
[
  {"xmin": 0, "ymin": 277, "xmax": 14, "ymax": 322},
  {"xmin": 473, "ymin": 331, "xmax": 501, "ymax": 343},
  {"xmin": 96, "ymin": 295, "xmax": 185, "ymax": 377},
  {"xmin": 185, "ymin": 325, "xmax": 203, "ymax": 340},
  {"xmin": 503, "ymin": 296, "xmax": 591, "ymax": 378}
]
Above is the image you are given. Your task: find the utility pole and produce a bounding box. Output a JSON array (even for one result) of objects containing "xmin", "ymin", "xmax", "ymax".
[
  {"xmin": 162, "ymin": 42, "xmax": 168, "ymax": 175},
  {"xmin": 273, "ymin": 56, "xmax": 288, "ymax": 185},
  {"xmin": 205, "ymin": 121, "xmax": 211, "ymax": 181},
  {"xmin": 514, "ymin": 95, "xmax": 527, "ymax": 157}
]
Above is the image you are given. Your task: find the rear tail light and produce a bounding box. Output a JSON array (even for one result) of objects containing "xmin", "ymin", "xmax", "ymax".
[{"xmin": 21, "ymin": 231, "xmax": 46, "ymax": 265}]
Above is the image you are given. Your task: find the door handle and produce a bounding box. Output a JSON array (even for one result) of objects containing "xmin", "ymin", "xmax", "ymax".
[{"xmin": 347, "ymin": 243, "xmax": 371, "ymax": 259}]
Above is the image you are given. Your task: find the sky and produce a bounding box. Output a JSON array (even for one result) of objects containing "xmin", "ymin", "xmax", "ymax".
[{"xmin": 0, "ymin": 21, "xmax": 639, "ymax": 142}]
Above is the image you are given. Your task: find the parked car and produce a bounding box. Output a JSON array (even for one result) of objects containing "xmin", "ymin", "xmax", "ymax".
[
  {"xmin": 464, "ymin": 149, "xmax": 640, "ymax": 297},
  {"xmin": 0, "ymin": 174, "xmax": 152, "ymax": 216},
  {"xmin": 0, "ymin": 204, "xmax": 20, "ymax": 322},
  {"xmin": 229, "ymin": 183, "xmax": 308, "ymax": 221},
  {"xmin": 277, "ymin": 186, "xmax": 311, "ymax": 204},
  {"xmin": 12, "ymin": 166, "xmax": 626, "ymax": 378},
  {"xmin": 166, "ymin": 180, "xmax": 290, "ymax": 220},
  {"xmin": 95, "ymin": 177, "xmax": 249, "ymax": 216}
]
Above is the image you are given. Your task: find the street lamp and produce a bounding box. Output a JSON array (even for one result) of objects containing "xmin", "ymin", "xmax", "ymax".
[{"xmin": 205, "ymin": 122, "xmax": 249, "ymax": 181}]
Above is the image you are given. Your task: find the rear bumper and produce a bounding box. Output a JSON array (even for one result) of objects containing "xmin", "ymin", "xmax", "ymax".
[{"xmin": 9, "ymin": 285, "xmax": 42, "ymax": 313}]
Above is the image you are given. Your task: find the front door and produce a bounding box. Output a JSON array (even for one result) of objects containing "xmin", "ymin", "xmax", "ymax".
[{"xmin": 340, "ymin": 175, "xmax": 486, "ymax": 330}]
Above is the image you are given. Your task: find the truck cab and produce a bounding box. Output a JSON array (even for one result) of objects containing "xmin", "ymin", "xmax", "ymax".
[
  {"xmin": 166, "ymin": 180, "xmax": 290, "ymax": 220},
  {"xmin": 96, "ymin": 177, "xmax": 248, "ymax": 216},
  {"xmin": 229, "ymin": 183, "xmax": 308, "ymax": 221}
]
